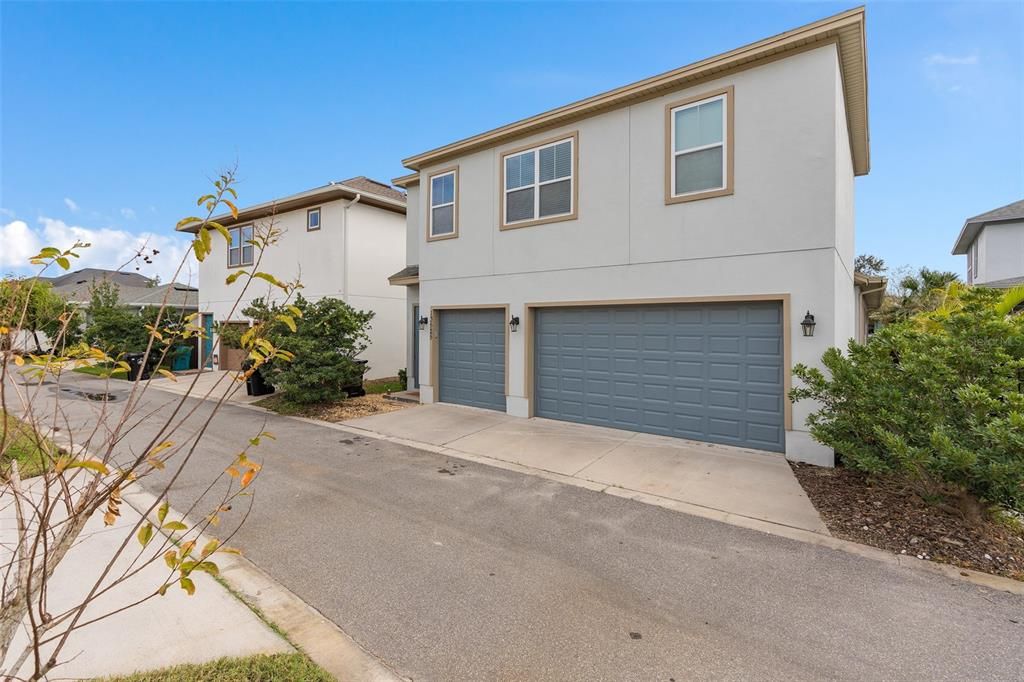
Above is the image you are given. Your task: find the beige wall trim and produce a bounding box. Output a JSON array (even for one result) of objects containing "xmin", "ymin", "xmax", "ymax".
[
  {"xmin": 429, "ymin": 304, "xmax": 511, "ymax": 402},
  {"xmin": 498, "ymin": 131, "xmax": 580, "ymax": 231},
  {"xmin": 392, "ymin": 172, "xmax": 420, "ymax": 188},
  {"xmin": 425, "ymin": 166, "xmax": 460, "ymax": 242},
  {"xmin": 401, "ymin": 7, "xmax": 867, "ymax": 176},
  {"xmin": 664, "ymin": 86, "xmax": 735, "ymax": 205},
  {"xmin": 523, "ymin": 294, "xmax": 793, "ymax": 433},
  {"xmin": 387, "ymin": 275, "xmax": 420, "ymax": 286}
]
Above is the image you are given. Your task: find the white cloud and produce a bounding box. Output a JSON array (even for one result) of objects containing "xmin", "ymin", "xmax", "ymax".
[
  {"xmin": 0, "ymin": 208, "xmax": 15, "ymax": 219},
  {"xmin": 925, "ymin": 53, "xmax": 980, "ymax": 66},
  {"xmin": 0, "ymin": 220, "xmax": 42, "ymax": 270},
  {"xmin": 120, "ymin": 207, "xmax": 137, "ymax": 220},
  {"xmin": 1, "ymin": 217, "xmax": 197, "ymax": 285},
  {"xmin": 63, "ymin": 197, "xmax": 80, "ymax": 213},
  {"xmin": 923, "ymin": 52, "xmax": 981, "ymax": 94}
]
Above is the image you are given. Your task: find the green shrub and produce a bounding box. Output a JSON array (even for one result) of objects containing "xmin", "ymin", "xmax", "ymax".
[
  {"xmin": 791, "ymin": 287, "xmax": 1024, "ymax": 521},
  {"xmin": 243, "ymin": 294, "xmax": 373, "ymax": 404}
]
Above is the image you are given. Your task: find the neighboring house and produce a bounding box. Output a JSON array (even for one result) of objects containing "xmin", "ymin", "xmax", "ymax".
[
  {"xmin": 43, "ymin": 268, "xmax": 199, "ymax": 316},
  {"xmin": 951, "ymin": 199, "xmax": 1024, "ymax": 289},
  {"xmin": 853, "ymin": 272, "xmax": 886, "ymax": 342},
  {"xmin": 389, "ymin": 8, "xmax": 869, "ymax": 466},
  {"xmin": 178, "ymin": 177, "xmax": 407, "ymax": 380}
]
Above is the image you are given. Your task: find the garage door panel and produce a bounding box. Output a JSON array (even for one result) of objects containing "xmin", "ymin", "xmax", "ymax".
[
  {"xmin": 438, "ymin": 309, "xmax": 505, "ymax": 411},
  {"xmin": 535, "ymin": 302, "xmax": 784, "ymax": 452}
]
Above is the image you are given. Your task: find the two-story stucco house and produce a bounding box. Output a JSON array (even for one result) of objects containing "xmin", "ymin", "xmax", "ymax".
[
  {"xmin": 182, "ymin": 177, "xmax": 408, "ymax": 380},
  {"xmin": 389, "ymin": 8, "xmax": 869, "ymax": 466},
  {"xmin": 951, "ymin": 199, "xmax": 1024, "ymax": 289}
]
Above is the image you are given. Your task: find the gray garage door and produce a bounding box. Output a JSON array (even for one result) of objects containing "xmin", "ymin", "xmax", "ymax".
[
  {"xmin": 438, "ymin": 309, "xmax": 506, "ymax": 411},
  {"xmin": 534, "ymin": 302, "xmax": 785, "ymax": 452}
]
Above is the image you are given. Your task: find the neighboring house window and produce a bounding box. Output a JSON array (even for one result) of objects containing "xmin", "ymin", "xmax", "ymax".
[
  {"xmin": 307, "ymin": 207, "xmax": 321, "ymax": 231},
  {"xmin": 967, "ymin": 242, "xmax": 974, "ymax": 283},
  {"xmin": 427, "ymin": 168, "xmax": 458, "ymax": 241},
  {"xmin": 666, "ymin": 86, "xmax": 734, "ymax": 204},
  {"xmin": 501, "ymin": 133, "xmax": 577, "ymax": 229},
  {"xmin": 228, "ymin": 225, "xmax": 254, "ymax": 267},
  {"xmin": 971, "ymin": 240, "xmax": 979, "ymax": 283}
]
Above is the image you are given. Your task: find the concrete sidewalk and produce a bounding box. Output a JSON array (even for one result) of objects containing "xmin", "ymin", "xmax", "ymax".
[
  {"xmin": 147, "ymin": 369, "xmax": 265, "ymax": 405},
  {"xmin": 342, "ymin": 403, "xmax": 828, "ymax": 534},
  {"xmin": 0, "ymin": 485, "xmax": 290, "ymax": 680}
]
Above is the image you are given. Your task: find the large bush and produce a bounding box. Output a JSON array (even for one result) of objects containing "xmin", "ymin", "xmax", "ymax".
[
  {"xmin": 83, "ymin": 280, "xmax": 149, "ymax": 355},
  {"xmin": 243, "ymin": 294, "xmax": 373, "ymax": 404},
  {"xmin": 791, "ymin": 287, "xmax": 1024, "ymax": 521}
]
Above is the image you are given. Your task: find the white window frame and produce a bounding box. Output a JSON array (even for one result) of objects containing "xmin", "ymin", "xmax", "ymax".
[
  {"xmin": 227, "ymin": 224, "xmax": 254, "ymax": 268},
  {"xmin": 307, "ymin": 207, "xmax": 321, "ymax": 231},
  {"xmin": 665, "ymin": 86, "xmax": 734, "ymax": 204},
  {"xmin": 500, "ymin": 132, "xmax": 577, "ymax": 230},
  {"xmin": 427, "ymin": 167, "xmax": 458, "ymax": 241}
]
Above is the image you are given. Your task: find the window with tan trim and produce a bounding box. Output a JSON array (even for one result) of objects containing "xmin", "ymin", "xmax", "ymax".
[
  {"xmin": 666, "ymin": 86, "xmax": 734, "ymax": 204},
  {"xmin": 227, "ymin": 225, "xmax": 254, "ymax": 268},
  {"xmin": 500, "ymin": 132, "xmax": 577, "ymax": 229},
  {"xmin": 427, "ymin": 168, "xmax": 458, "ymax": 241}
]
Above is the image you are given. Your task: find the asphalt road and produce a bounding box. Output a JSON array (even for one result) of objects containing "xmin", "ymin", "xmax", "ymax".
[{"xmin": 15, "ymin": 373, "xmax": 1024, "ymax": 681}]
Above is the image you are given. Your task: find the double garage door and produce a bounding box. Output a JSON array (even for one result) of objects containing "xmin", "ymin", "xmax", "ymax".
[{"xmin": 437, "ymin": 302, "xmax": 785, "ymax": 452}]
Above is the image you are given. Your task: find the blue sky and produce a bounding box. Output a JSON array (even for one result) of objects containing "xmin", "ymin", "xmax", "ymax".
[{"xmin": 2, "ymin": 1, "xmax": 1022, "ymax": 284}]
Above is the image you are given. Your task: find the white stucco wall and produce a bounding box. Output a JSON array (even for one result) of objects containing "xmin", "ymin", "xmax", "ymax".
[
  {"xmin": 196, "ymin": 198, "xmax": 407, "ymax": 380},
  {"xmin": 407, "ymin": 43, "xmax": 857, "ymax": 466},
  {"xmin": 975, "ymin": 221, "xmax": 1024, "ymax": 284}
]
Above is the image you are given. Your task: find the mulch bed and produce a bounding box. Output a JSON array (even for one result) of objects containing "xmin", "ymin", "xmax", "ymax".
[
  {"xmin": 791, "ymin": 462, "xmax": 1024, "ymax": 581},
  {"xmin": 255, "ymin": 393, "xmax": 411, "ymax": 421}
]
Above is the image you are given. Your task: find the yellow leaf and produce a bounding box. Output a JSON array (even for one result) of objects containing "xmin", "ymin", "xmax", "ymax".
[
  {"xmin": 164, "ymin": 549, "xmax": 178, "ymax": 569},
  {"xmin": 0, "ymin": 326, "xmax": 8, "ymax": 334},
  {"xmin": 179, "ymin": 576, "xmax": 196, "ymax": 596},
  {"xmin": 223, "ymin": 199, "xmax": 239, "ymax": 219},
  {"xmin": 157, "ymin": 368, "xmax": 177, "ymax": 382},
  {"xmin": 240, "ymin": 469, "xmax": 256, "ymax": 488},
  {"xmin": 103, "ymin": 511, "xmax": 117, "ymax": 526},
  {"xmin": 66, "ymin": 459, "xmax": 109, "ymax": 475},
  {"xmin": 147, "ymin": 457, "xmax": 166, "ymax": 470},
  {"xmin": 201, "ymin": 539, "xmax": 220, "ymax": 557},
  {"xmin": 137, "ymin": 523, "xmax": 154, "ymax": 547},
  {"xmin": 158, "ymin": 501, "xmax": 169, "ymax": 524},
  {"xmin": 180, "ymin": 540, "xmax": 196, "ymax": 557},
  {"xmin": 13, "ymin": 355, "xmax": 24, "ymax": 366},
  {"xmin": 162, "ymin": 520, "xmax": 187, "ymax": 532},
  {"xmin": 275, "ymin": 314, "xmax": 296, "ymax": 333},
  {"xmin": 149, "ymin": 441, "xmax": 174, "ymax": 456}
]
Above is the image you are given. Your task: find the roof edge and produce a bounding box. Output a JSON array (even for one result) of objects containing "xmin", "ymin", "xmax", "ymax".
[
  {"xmin": 401, "ymin": 7, "xmax": 868, "ymax": 175},
  {"xmin": 176, "ymin": 182, "xmax": 406, "ymax": 233}
]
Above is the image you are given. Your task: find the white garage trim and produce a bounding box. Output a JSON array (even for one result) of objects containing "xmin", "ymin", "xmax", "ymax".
[{"xmin": 524, "ymin": 294, "xmax": 792, "ymax": 431}]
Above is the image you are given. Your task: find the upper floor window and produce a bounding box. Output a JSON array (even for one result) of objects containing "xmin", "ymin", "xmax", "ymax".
[
  {"xmin": 501, "ymin": 133, "xmax": 577, "ymax": 229},
  {"xmin": 666, "ymin": 86, "xmax": 734, "ymax": 204},
  {"xmin": 428, "ymin": 168, "xmax": 458, "ymax": 241},
  {"xmin": 307, "ymin": 207, "xmax": 321, "ymax": 231},
  {"xmin": 228, "ymin": 225, "xmax": 254, "ymax": 267},
  {"xmin": 968, "ymin": 240, "xmax": 978, "ymax": 283}
]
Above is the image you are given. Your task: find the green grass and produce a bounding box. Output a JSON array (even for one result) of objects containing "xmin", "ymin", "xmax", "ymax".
[
  {"xmin": 364, "ymin": 376, "xmax": 404, "ymax": 394},
  {"xmin": 98, "ymin": 653, "xmax": 332, "ymax": 681},
  {"xmin": 1, "ymin": 410, "xmax": 53, "ymax": 479}
]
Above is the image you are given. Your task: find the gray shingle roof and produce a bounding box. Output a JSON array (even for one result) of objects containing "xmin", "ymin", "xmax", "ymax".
[
  {"xmin": 44, "ymin": 269, "xmax": 198, "ymax": 309},
  {"xmin": 340, "ymin": 176, "xmax": 407, "ymax": 203},
  {"xmin": 387, "ymin": 264, "xmax": 419, "ymax": 284},
  {"xmin": 951, "ymin": 198, "xmax": 1024, "ymax": 254}
]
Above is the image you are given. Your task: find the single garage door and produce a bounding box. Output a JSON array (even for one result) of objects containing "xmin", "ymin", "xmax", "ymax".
[
  {"xmin": 438, "ymin": 308, "xmax": 506, "ymax": 411},
  {"xmin": 534, "ymin": 302, "xmax": 785, "ymax": 452}
]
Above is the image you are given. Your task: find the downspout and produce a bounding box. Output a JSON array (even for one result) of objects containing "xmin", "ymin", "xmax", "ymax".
[{"xmin": 341, "ymin": 192, "xmax": 362, "ymax": 302}]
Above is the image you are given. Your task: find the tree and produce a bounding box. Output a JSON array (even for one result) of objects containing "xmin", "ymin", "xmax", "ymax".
[
  {"xmin": 241, "ymin": 294, "xmax": 373, "ymax": 404},
  {"xmin": 854, "ymin": 254, "xmax": 886, "ymax": 276},
  {"xmin": 875, "ymin": 266, "xmax": 960, "ymax": 324},
  {"xmin": 83, "ymin": 280, "xmax": 149, "ymax": 356},
  {"xmin": 791, "ymin": 286, "xmax": 1024, "ymax": 525},
  {"xmin": 1, "ymin": 170, "xmax": 302, "ymax": 679},
  {"xmin": 0, "ymin": 279, "xmax": 81, "ymax": 353}
]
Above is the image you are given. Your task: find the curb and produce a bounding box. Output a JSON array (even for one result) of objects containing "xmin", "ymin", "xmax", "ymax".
[
  {"xmin": 121, "ymin": 487, "xmax": 404, "ymax": 682},
  {"xmin": 147, "ymin": 387, "xmax": 1024, "ymax": 596}
]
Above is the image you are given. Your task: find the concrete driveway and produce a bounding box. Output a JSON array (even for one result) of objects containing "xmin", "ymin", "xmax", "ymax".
[{"xmin": 342, "ymin": 403, "xmax": 827, "ymax": 534}]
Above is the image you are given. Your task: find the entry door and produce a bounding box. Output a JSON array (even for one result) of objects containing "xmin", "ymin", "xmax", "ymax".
[
  {"xmin": 412, "ymin": 306, "xmax": 420, "ymax": 389},
  {"xmin": 201, "ymin": 314, "xmax": 214, "ymax": 369},
  {"xmin": 534, "ymin": 302, "xmax": 785, "ymax": 452},
  {"xmin": 438, "ymin": 309, "xmax": 505, "ymax": 411}
]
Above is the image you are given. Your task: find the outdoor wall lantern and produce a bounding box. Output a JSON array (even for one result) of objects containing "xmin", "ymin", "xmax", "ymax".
[
  {"xmin": 509, "ymin": 315, "xmax": 521, "ymax": 333},
  {"xmin": 418, "ymin": 315, "xmax": 429, "ymax": 330},
  {"xmin": 800, "ymin": 311, "xmax": 817, "ymax": 337}
]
